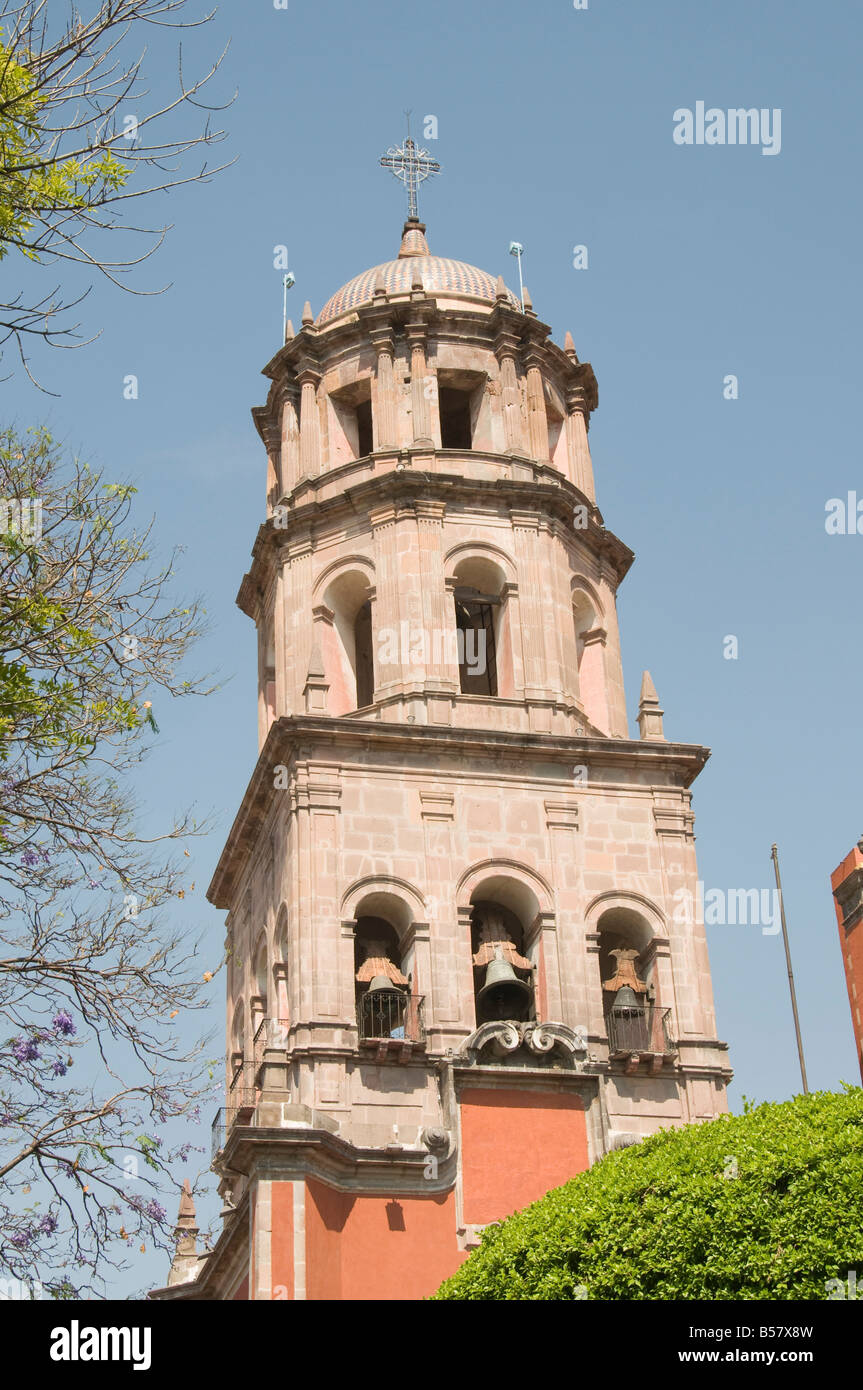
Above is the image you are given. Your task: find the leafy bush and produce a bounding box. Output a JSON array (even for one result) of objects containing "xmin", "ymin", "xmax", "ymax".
[{"xmin": 433, "ymin": 1087, "xmax": 863, "ymax": 1300}]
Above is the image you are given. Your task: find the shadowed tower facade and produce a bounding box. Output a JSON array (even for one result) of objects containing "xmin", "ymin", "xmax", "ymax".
[{"xmin": 154, "ymin": 157, "xmax": 731, "ymax": 1300}]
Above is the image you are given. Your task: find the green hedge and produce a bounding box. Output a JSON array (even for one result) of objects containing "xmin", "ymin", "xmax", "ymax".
[{"xmin": 433, "ymin": 1087, "xmax": 863, "ymax": 1300}]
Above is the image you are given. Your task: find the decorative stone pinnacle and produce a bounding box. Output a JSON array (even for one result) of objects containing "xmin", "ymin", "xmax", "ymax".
[
  {"xmin": 301, "ymin": 300, "xmax": 314, "ymax": 326},
  {"xmin": 177, "ymin": 1178, "xmax": 197, "ymax": 1229},
  {"xmin": 495, "ymin": 274, "xmax": 508, "ymax": 304},
  {"xmin": 522, "ymin": 286, "xmax": 535, "ymax": 316},
  {"xmin": 284, "ymin": 318, "xmax": 294, "ymax": 343},
  {"xmin": 564, "ymin": 330, "xmax": 578, "ymax": 360},
  {"xmin": 637, "ymin": 669, "xmax": 666, "ymax": 742},
  {"xmin": 306, "ymin": 639, "xmax": 326, "ymax": 682}
]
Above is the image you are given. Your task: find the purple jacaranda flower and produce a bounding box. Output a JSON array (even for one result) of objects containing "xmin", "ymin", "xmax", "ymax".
[
  {"xmin": 9, "ymin": 1231, "xmax": 31, "ymax": 1248},
  {"xmin": 144, "ymin": 1200, "xmax": 167, "ymax": 1222},
  {"xmin": 52, "ymin": 1010, "xmax": 75, "ymax": 1037},
  {"xmin": 12, "ymin": 1036, "xmax": 40, "ymax": 1063},
  {"xmin": 38, "ymin": 1214, "xmax": 58, "ymax": 1235},
  {"xmin": 51, "ymin": 1059, "xmax": 67, "ymax": 1077},
  {"xmin": 20, "ymin": 849, "xmax": 38, "ymax": 867}
]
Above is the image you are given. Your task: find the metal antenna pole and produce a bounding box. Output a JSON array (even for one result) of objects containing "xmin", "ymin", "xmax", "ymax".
[
  {"xmin": 770, "ymin": 843, "xmax": 809, "ymax": 1094},
  {"xmin": 282, "ymin": 274, "xmax": 288, "ymax": 343}
]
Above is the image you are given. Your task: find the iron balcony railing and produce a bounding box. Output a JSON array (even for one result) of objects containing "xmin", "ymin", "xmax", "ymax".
[
  {"xmin": 358, "ymin": 991, "xmax": 425, "ymax": 1046},
  {"xmin": 211, "ymin": 1106, "xmax": 233, "ymax": 1161},
  {"xmin": 252, "ymin": 1016, "xmax": 290, "ymax": 1068},
  {"xmin": 606, "ymin": 1004, "xmax": 674, "ymax": 1058}
]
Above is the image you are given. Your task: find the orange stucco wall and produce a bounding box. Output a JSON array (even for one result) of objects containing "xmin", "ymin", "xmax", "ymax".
[
  {"xmin": 304, "ymin": 1178, "xmax": 464, "ymax": 1300},
  {"xmin": 271, "ymin": 1181, "xmax": 294, "ymax": 1299},
  {"xmin": 460, "ymin": 1087, "xmax": 589, "ymax": 1225},
  {"xmin": 832, "ymin": 848, "xmax": 863, "ymax": 1081}
]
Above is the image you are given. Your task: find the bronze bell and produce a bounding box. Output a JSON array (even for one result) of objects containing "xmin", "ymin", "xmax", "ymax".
[
  {"xmin": 477, "ymin": 949, "xmax": 532, "ymax": 1023},
  {"xmin": 610, "ymin": 984, "xmax": 643, "ymax": 1017},
  {"xmin": 367, "ymin": 974, "xmax": 400, "ymax": 996}
]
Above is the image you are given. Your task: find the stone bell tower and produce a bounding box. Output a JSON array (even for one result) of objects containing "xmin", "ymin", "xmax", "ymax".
[{"xmin": 152, "ymin": 138, "xmax": 731, "ymax": 1302}]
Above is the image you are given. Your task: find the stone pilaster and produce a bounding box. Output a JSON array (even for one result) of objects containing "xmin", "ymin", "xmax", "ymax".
[
  {"xmin": 494, "ymin": 331, "xmax": 527, "ymax": 455},
  {"xmin": 406, "ymin": 319, "xmax": 433, "ymax": 446},
  {"xmin": 524, "ymin": 350, "xmax": 550, "ymax": 462},
  {"xmin": 298, "ymin": 369, "xmax": 322, "ymax": 478},
  {"xmin": 566, "ymin": 384, "xmax": 596, "ymax": 501}
]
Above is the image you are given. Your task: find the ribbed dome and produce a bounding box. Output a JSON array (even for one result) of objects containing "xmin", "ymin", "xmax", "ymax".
[{"xmin": 316, "ymin": 220, "xmax": 521, "ymax": 325}]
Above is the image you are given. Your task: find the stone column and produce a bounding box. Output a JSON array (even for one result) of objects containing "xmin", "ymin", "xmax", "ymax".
[
  {"xmin": 510, "ymin": 509, "xmax": 548, "ymax": 697},
  {"xmin": 298, "ymin": 369, "xmax": 322, "ymax": 478},
  {"xmin": 494, "ymin": 332, "xmax": 527, "ymax": 455},
  {"xmin": 406, "ymin": 321, "xmax": 433, "ymax": 445},
  {"xmin": 371, "ymin": 331, "xmax": 398, "ymax": 449},
  {"xmin": 280, "ymin": 389, "xmax": 301, "ymax": 493},
  {"xmin": 566, "ymin": 385, "xmax": 596, "ymax": 501},
  {"xmin": 416, "ymin": 500, "xmax": 458, "ymax": 695},
  {"xmin": 369, "ymin": 503, "xmax": 402, "ymax": 696},
  {"xmin": 523, "ymin": 350, "xmax": 550, "ymax": 462}
]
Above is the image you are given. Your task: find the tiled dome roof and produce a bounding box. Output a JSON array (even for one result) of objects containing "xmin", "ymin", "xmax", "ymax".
[{"xmin": 316, "ymin": 221, "xmax": 521, "ymax": 326}]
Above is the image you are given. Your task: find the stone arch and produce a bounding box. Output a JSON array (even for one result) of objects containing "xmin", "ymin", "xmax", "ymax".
[
  {"xmin": 445, "ymin": 545, "xmax": 517, "ymax": 699},
  {"xmin": 586, "ymin": 891, "xmax": 667, "ymax": 1022},
  {"xmin": 313, "ymin": 556, "xmax": 376, "ymax": 714},
  {"xmin": 340, "ymin": 876, "xmax": 426, "ymax": 945},
  {"xmin": 443, "ymin": 540, "xmax": 518, "ymax": 585},
  {"xmin": 273, "ymin": 904, "xmax": 290, "ymax": 1022},
  {"xmin": 311, "ymin": 553, "xmax": 376, "ymax": 604},
  {"xmin": 457, "ymin": 859, "xmax": 554, "ymax": 924},
  {"xmin": 230, "ymin": 1000, "xmax": 245, "ymax": 1071},
  {"xmin": 571, "ymin": 576, "xmax": 608, "ymax": 732},
  {"xmin": 457, "ymin": 861, "xmax": 554, "ymax": 1028}
]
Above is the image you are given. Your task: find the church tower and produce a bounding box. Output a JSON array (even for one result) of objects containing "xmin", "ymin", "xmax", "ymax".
[{"xmin": 154, "ymin": 138, "xmax": 731, "ymax": 1301}]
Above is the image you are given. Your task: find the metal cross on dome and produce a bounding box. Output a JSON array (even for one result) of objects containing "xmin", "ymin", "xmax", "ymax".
[{"xmin": 380, "ymin": 115, "xmax": 441, "ymax": 220}]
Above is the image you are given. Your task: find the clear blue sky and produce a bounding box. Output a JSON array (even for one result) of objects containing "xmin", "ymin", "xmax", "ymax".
[{"xmin": 11, "ymin": 0, "xmax": 863, "ymax": 1292}]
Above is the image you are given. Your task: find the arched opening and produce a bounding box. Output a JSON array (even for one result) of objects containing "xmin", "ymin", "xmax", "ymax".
[
  {"xmin": 251, "ymin": 937, "xmax": 268, "ymax": 1041},
  {"xmin": 470, "ymin": 900, "xmax": 534, "ymax": 1026},
  {"xmin": 354, "ymin": 600, "xmax": 374, "ymax": 707},
  {"xmin": 451, "ymin": 555, "xmax": 509, "ymax": 697},
  {"xmin": 230, "ymin": 1002, "xmax": 245, "ymax": 1077},
  {"xmin": 437, "ymin": 369, "xmax": 486, "ymax": 450},
  {"xmin": 572, "ymin": 587, "xmax": 608, "ymax": 732},
  {"xmin": 353, "ymin": 915, "xmax": 410, "ymax": 1043},
  {"xmin": 327, "ymin": 381, "xmax": 373, "ymax": 465},
  {"xmin": 321, "ymin": 568, "xmax": 375, "ymax": 714},
  {"xmin": 273, "ymin": 913, "xmax": 290, "ymax": 1028},
  {"xmin": 596, "ymin": 907, "xmax": 670, "ymax": 1056}
]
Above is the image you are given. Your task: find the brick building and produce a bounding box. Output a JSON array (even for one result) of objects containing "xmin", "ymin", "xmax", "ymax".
[{"xmin": 152, "ymin": 201, "xmax": 731, "ymax": 1302}]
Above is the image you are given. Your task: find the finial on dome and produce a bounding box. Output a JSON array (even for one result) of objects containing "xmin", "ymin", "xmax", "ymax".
[
  {"xmin": 564, "ymin": 330, "xmax": 579, "ymax": 361},
  {"xmin": 301, "ymin": 301, "xmax": 313, "ymax": 327},
  {"xmin": 495, "ymin": 274, "xmax": 508, "ymax": 304},
  {"xmin": 398, "ymin": 218, "xmax": 430, "ymax": 258},
  {"xmin": 380, "ymin": 115, "xmax": 441, "ymax": 221}
]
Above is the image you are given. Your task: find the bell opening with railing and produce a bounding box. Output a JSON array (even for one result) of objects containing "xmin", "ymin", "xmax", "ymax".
[{"xmin": 357, "ymin": 981, "xmax": 425, "ymax": 1059}]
